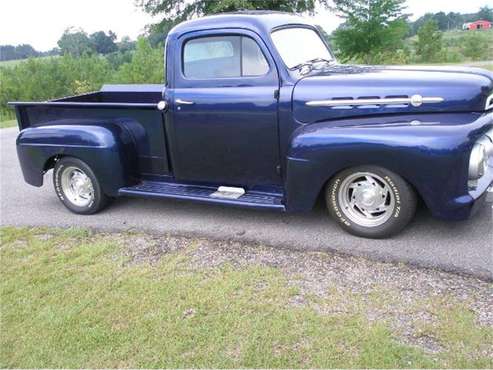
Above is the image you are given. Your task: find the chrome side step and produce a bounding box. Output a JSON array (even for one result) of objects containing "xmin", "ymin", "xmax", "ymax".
[
  {"xmin": 210, "ymin": 186, "xmax": 245, "ymax": 199},
  {"xmin": 119, "ymin": 181, "xmax": 285, "ymax": 211}
]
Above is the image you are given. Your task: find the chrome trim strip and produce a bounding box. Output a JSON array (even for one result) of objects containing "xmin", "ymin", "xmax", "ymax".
[
  {"xmin": 8, "ymin": 101, "xmax": 157, "ymax": 109},
  {"xmin": 306, "ymin": 96, "xmax": 445, "ymax": 108},
  {"xmin": 486, "ymin": 94, "xmax": 493, "ymax": 110},
  {"xmin": 175, "ymin": 98, "xmax": 194, "ymax": 105}
]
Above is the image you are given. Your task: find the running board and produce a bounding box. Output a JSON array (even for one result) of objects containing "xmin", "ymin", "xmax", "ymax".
[{"xmin": 118, "ymin": 181, "xmax": 285, "ymax": 211}]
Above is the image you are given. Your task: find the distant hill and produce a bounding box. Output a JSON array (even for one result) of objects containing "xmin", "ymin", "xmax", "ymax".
[{"xmin": 0, "ymin": 44, "xmax": 59, "ymax": 62}]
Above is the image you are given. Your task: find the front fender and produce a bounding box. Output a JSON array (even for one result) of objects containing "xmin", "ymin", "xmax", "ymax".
[
  {"xmin": 16, "ymin": 123, "xmax": 137, "ymax": 196},
  {"xmin": 285, "ymin": 112, "xmax": 493, "ymax": 219}
]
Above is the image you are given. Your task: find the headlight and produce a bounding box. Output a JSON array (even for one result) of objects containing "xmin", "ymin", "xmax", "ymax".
[
  {"xmin": 468, "ymin": 142, "xmax": 487, "ymax": 180},
  {"xmin": 486, "ymin": 94, "xmax": 493, "ymax": 111}
]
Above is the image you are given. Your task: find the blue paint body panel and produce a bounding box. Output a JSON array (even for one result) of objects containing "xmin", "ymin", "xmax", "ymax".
[
  {"xmin": 286, "ymin": 112, "xmax": 493, "ymax": 219},
  {"xmin": 16, "ymin": 124, "xmax": 138, "ymax": 195},
  {"xmin": 8, "ymin": 12, "xmax": 493, "ymax": 218},
  {"xmin": 293, "ymin": 67, "xmax": 492, "ymax": 123}
]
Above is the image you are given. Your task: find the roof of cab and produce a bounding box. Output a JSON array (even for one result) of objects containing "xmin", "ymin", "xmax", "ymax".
[{"xmin": 168, "ymin": 11, "xmax": 313, "ymax": 38}]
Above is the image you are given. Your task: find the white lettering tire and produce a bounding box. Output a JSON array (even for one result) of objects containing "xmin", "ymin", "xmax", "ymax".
[
  {"xmin": 53, "ymin": 157, "xmax": 108, "ymax": 215},
  {"xmin": 326, "ymin": 166, "xmax": 417, "ymax": 239}
]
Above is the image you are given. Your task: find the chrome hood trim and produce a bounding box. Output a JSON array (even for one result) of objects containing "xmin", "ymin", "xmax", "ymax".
[{"xmin": 306, "ymin": 95, "xmax": 444, "ymax": 108}]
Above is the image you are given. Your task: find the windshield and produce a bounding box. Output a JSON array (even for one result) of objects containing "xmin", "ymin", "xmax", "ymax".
[{"xmin": 271, "ymin": 27, "xmax": 333, "ymax": 69}]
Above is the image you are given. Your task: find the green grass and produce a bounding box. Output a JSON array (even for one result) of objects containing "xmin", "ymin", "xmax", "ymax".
[
  {"xmin": 0, "ymin": 227, "xmax": 492, "ymax": 368},
  {"xmin": 442, "ymin": 28, "xmax": 493, "ymax": 42},
  {"xmin": 0, "ymin": 55, "xmax": 59, "ymax": 68},
  {"xmin": 0, "ymin": 119, "xmax": 17, "ymax": 129},
  {"xmin": 406, "ymin": 28, "xmax": 493, "ymax": 62},
  {"xmin": 473, "ymin": 63, "xmax": 493, "ymax": 71},
  {"xmin": 0, "ymin": 59, "xmax": 25, "ymax": 67}
]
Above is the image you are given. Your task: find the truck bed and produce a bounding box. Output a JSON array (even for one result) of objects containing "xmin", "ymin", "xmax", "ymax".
[
  {"xmin": 12, "ymin": 84, "xmax": 165, "ymax": 125},
  {"xmin": 55, "ymin": 84, "xmax": 165, "ymax": 105},
  {"xmin": 10, "ymin": 84, "xmax": 171, "ymax": 177}
]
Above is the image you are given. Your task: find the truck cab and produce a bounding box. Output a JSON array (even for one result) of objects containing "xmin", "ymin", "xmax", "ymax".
[{"xmin": 10, "ymin": 11, "xmax": 493, "ymax": 238}]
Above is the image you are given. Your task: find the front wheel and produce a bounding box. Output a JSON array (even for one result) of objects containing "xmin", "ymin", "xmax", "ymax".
[
  {"xmin": 326, "ymin": 166, "xmax": 417, "ymax": 239},
  {"xmin": 53, "ymin": 157, "xmax": 108, "ymax": 215}
]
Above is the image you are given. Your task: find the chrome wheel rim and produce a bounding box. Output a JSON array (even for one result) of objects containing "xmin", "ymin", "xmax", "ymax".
[
  {"xmin": 338, "ymin": 172, "xmax": 395, "ymax": 227},
  {"xmin": 60, "ymin": 166, "xmax": 94, "ymax": 207}
]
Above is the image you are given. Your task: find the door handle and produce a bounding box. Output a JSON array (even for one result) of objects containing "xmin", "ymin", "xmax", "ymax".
[{"xmin": 175, "ymin": 98, "xmax": 194, "ymax": 105}]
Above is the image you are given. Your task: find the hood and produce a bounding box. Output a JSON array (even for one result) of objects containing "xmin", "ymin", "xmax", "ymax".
[{"xmin": 292, "ymin": 65, "xmax": 493, "ymax": 124}]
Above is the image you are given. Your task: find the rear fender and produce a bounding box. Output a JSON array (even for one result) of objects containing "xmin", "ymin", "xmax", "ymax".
[{"xmin": 16, "ymin": 123, "xmax": 138, "ymax": 196}]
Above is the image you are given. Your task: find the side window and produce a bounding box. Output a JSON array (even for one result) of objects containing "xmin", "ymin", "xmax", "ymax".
[
  {"xmin": 242, "ymin": 37, "xmax": 269, "ymax": 76},
  {"xmin": 184, "ymin": 36, "xmax": 240, "ymax": 79},
  {"xmin": 183, "ymin": 35, "xmax": 269, "ymax": 79}
]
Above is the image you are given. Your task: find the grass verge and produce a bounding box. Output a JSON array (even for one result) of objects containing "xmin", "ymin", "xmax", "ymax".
[
  {"xmin": 1, "ymin": 227, "xmax": 492, "ymax": 368},
  {"xmin": 477, "ymin": 63, "xmax": 493, "ymax": 71},
  {"xmin": 0, "ymin": 120, "xmax": 17, "ymax": 129}
]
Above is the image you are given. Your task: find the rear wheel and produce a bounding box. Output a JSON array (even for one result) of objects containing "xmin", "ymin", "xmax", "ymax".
[
  {"xmin": 53, "ymin": 157, "xmax": 108, "ymax": 215},
  {"xmin": 326, "ymin": 166, "xmax": 417, "ymax": 238}
]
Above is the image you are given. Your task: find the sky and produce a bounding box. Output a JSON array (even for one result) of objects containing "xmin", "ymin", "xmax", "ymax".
[{"xmin": 0, "ymin": 0, "xmax": 491, "ymax": 51}]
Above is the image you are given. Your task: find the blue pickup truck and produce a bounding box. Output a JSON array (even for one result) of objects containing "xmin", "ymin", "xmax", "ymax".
[{"xmin": 10, "ymin": 11, "xmax": 493, "ymax": 238}]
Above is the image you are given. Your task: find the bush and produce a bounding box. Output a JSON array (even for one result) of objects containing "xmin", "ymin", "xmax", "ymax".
[
  {"xmin": 105, "ymin": 50, "xmax": 133, "ymax": 69},
  {"xmin": 370, "ymin": 48, "xmax": 412, "ymax": 65},
  {"xmin": 415, "ymin": 20, "xmax": 443, "ymax": 63},
  {"xmin": 460, "ymin": 32, "xmax": 490, "ymax": 61},
  {"xmin": 0, "ymin": 39, "xmax": 164, "ymax": 119},
  {"xmin": 0, "ymin": 54, "xmax": 113, "ymax": 119},
  {"xmin": 441, "ymin": 49, "xmax": 462, "ymax": 63},
  {"xmin": 112, "ymin": 38, "xmax": 164, "ymax": 84}
]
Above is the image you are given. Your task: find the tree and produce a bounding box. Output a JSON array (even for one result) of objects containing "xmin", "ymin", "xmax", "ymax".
[
  {"xmin": 117, "ymin": 36, "xmax": 135, "ymax": 53},
  {"xmin": 433, "ymin": 12, "xmax": 450, "ymax": 31},
  {"xmin": 137, "ymin": 0, "xmax": 327, "ymax": 45},
  {"xmin": 0, "ymin": 44, "xmax": 39, "ymax": 61},
  {"xmin": 113, "ymin": 37, "xmax": 164, "ymax": 83},
  {"xmin": 57, "ymin": 28, "xmax": 93, "ymax": 57},
  {"xmin": 89, "ymin": 31, "xmax": 117, "ymax": 54},
  {"xmin": 408, "ymin": 12, "xmax": 433, "ymax": 36},
  {"xmin": 145, "ymin": 19, "xmax": 177, "ymax": 47},
  {"xmin": 415, "ymin": 19, "xmax": 442, "ymax": 62},
  {"xmin": 0, "ymin": 54, "xmax": 113, "ymax": 120},
  {"xmin": 477, "ymin": 6, "xmax": 493, "ymax": 21},
  {"xmin": 0, "ymin": 45, "xmax": 16, "ymax": 61},
  {"xmin": 138, "ymin": 0, "xmax": 321, "ymax": 20},
  {"xmin": 43, "ymin": 47, "xmax": 61, "ymax": 57},
  {"xmin": 445, "ymin": 12, "xmax": 465, "ymax": 30},
  {"xmin": 14, "ymin": 44, "xmax": 39, "ymax": 59},
  {"xmin": 331, "ymin": 0, "xmax": 408, "ymax": 63},
  {"xmin": 407, "ymin": 11, "xmax": 470, "ymax": 36}
]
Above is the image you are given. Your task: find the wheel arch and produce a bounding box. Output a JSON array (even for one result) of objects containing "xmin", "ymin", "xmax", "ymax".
[
  {"xmin": 43, "ymin": 154, "xmax": 63, "ymax": 172},
  {"xmin": 285, "ymin": 152, "xmax": 439, "ymax": 214},
  {"xmin": 284, "ymin": 117, "xmax": 469, "ymax": 217},
  {"xmin": 16, "ymin": 124, "xmax": 138, "ymax": 195},
  {"xmin": 315, "ymin": 164, "xmax": 426, "ymax": 211}
]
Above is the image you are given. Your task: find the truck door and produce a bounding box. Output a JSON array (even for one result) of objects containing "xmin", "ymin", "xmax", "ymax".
[{"xmin": 168, "ymin": 30, "xmax": 281, "ymax": 188}]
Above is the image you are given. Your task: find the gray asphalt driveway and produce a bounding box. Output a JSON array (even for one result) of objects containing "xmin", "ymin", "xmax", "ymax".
[{"xmin": 1, "ymin": 127, "xmax": 492, "ymax": 280}]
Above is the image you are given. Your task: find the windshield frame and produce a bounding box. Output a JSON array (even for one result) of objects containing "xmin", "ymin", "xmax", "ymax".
[{"xmin": 270, "ymin": 24, "xmax": 336, "ymax": 72}]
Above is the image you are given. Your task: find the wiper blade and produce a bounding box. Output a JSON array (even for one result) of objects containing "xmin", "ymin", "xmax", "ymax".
[
  {"xmin": 290, "ymin": 58, "xmax": 335, "ymax": 74},
  {"xmin": 306, "ymin": 58, "xmax": 334, "ymax": 65},
  {"xmin": 290, "ymin": 62, "xmax": 309, "ymax": 71}
]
